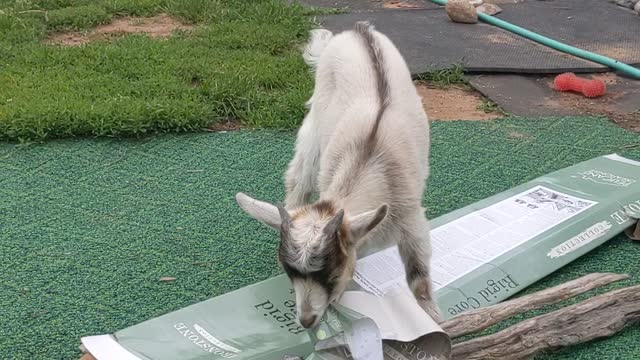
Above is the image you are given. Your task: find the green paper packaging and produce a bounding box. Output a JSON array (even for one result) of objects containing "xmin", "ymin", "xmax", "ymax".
[{"xmin": 81, "ymin": 154, "xmax": 640, "ymax": 360}]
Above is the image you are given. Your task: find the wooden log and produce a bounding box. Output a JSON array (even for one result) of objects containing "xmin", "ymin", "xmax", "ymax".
[
  {"xmin": 451, "ymin": 284, "xmax": 640, "ymax": 360},
  {"xmin": 441, "ymin": 272, "xmax": 629, "ymax": 338}
]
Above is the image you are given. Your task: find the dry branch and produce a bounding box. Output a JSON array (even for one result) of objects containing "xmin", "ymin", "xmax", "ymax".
[
  {"xmin": 441, "ymin": 272, "xmax": 629, "ymax": 338},
  {"xmin": 452, "ymin": 284, "xmax": 640, "ymax": 360}
]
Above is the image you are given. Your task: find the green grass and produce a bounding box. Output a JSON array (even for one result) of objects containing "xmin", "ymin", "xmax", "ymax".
[
  {"xmin": 1, "ymin": 117, "xmax": 639, "ymax": 359},
  {"xmin": 477, "ymin": 99, "xmax": 503, "ymax": 114},
  {"xmin": 0, "ymin": 0, "xmax": 316, "ymax": 141},
  {"xmin": 415, "ymin": 64, "xmax": 468, "ymax": 88}
]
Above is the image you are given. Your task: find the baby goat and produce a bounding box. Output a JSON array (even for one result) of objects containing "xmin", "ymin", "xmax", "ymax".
[{"xmin": 236, "ymin": 22, "xmax": 440, "ymax": 328}]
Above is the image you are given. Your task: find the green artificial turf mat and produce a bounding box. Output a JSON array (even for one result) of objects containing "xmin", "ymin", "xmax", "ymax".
[{"xmin": 1, "ymin": 117, "xmax": 639, "ymax": 359}]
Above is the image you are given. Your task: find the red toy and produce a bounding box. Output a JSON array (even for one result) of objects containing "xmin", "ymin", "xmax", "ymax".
[{"xmin": 553, "ymin": 73, "xmax": 606, "ymax": 98}]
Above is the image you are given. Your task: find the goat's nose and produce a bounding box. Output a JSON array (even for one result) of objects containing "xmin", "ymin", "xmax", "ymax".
[{"xmin": 300, "ymin": 315, "xmax": 317, "ymax": 329}]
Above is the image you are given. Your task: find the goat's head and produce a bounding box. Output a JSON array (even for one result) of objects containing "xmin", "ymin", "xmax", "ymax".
[{"xmin": 235, "ymin": 192, "xmax": 388, "ymax": 329}]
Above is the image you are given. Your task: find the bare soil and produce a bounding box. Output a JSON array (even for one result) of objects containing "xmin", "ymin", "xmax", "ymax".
[
  {"xmin": 383, "ymin": 1, "xmax": 424, "ymax": 9},
  {"xmin": 415, "ymin": 82, "xmax": 502, "ymax": 121},
  {"xmin": 486, "ymin": 33, "xmax": 515, "ymax": 44},
  {"xmin": 46, "ymin": 14, "xmax": 193, "ymax": 46},
  {"xmin": 611, "ymin": 113, "xmax": 640, "ymax": 133},
  {"xmin": 207, "ymin": 119, "xmax": 244, "ymax": 132}
]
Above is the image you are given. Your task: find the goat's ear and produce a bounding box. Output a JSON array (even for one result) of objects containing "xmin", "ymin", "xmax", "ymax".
[
  {"xmin": 235, "ymin": 192, "xmax": 281, "ymax": 230},
  {"xmin": 349, "ymin": 204, "xmax": 389, "ymax": 245}
]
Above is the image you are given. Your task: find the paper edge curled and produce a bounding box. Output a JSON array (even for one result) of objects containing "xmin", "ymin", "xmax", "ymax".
[
  {"xmin": 81, "ymin": 335, "xmax": 142, "ymax": 360},
  {"xmin": 604, "ymin": 153, "xmax": 640, "ymax": 167},
  {"xmin": 339, "ymin": 289, "xmax": 449, "ymax": 343}
]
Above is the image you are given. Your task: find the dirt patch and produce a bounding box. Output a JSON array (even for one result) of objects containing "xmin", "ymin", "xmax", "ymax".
[
  {"xmin": 415, "ymin": 82, "xmax": 502, "ymax": 121},
  {"xmin": 544, "ymin": 92, "xmax": 619, "ymax": 115},
  {"xmin": 486, "ymin": 33, "xmax": 514, "ymax": 44},
  {"xmin": 611, "ymin": 112, "xmax": 640, "ymax": 133},
  {"xmin": 592, "ymin": 73, "xmax": 619, "ymax": 85},
  {"xmin": 383, "ymin": 0, "xmax": 424, "ymax": 8},
  {"xmin": 207, "ymin": 119, "xmax": 244, "ymax": 132},
  {"xmin": 46, "ymin": 14, "xmax": 193, "ymax": 46}
]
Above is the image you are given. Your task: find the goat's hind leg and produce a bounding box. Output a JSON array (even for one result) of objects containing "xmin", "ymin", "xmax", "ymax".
[{"xmin": 398, "ymin": 211, "xmax": 442, "ymax": 323}]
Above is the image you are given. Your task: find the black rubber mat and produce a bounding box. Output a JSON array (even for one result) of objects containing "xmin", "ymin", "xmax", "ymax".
[
  {"xmin": 318, "ymin": 9, "xmax": 603, "ymax": 73},
  {"xmin": 295, "ymin": 0, "xmax": 440, "ymax": 11},
  {"xmin": 306, "ymin": 0, "xmax": 640, "ymax": 74},
  {"xmin": 497, "ymin": 0, "xmax": 640, "ymax": 67}
]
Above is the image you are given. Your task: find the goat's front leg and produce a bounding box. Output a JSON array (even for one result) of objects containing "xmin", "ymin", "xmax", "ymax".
[
  {"xmin": 284, "ymin": 117, "xmax": 320, "ymax": 209},
  {"xmin": 398, "ymin": 211, "xmax": 442, "ymax": 323}
]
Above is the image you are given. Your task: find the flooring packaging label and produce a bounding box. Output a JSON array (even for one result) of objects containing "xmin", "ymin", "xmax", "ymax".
[{"xmin": 82, "ymin": 154, "xmax": 640, "ymax": 360}]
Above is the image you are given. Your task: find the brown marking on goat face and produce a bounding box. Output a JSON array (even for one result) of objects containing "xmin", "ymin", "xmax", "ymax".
[
  {"xmin": 280, "ymin": 199, "xmax": 355, "ymax": 292},
  {"xmin": 290, "ymin": 200, "xmax": 335, "ymax": 221},
  {"xmin": 313, "ymin": 200, "xmax": 338, "ymax": 219}
]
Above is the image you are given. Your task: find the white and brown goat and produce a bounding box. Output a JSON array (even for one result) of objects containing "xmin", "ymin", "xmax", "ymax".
[{"xmin": 236, "ymin": 22, "xmax": 440, "ymax": 328}]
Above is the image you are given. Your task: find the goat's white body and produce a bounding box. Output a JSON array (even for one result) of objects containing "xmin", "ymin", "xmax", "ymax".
[
  {"xmin": 237, "ymin": 24, "xmax": 440, "ymax": 324},
  {"xmin": 286, "ymin": 28, "xmax": 430, "ymax": 253},
  {"xmin": 283, "ymin": 25, "xmax": 440, "ymax": 321}
]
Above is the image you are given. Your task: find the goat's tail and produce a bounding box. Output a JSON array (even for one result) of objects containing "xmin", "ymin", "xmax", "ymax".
[
  {"xmin": 353, "ymin": 21, "xmax": 391, "ymax": 149},
  {"xmin": 302, "ymin": 28, "xmax": 333, "ymax": 71}
]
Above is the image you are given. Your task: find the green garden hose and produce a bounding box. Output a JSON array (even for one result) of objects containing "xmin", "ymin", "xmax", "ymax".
[{"xmin": 429, "ymin": 0, "xmax": 640, "ymax": 79}]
